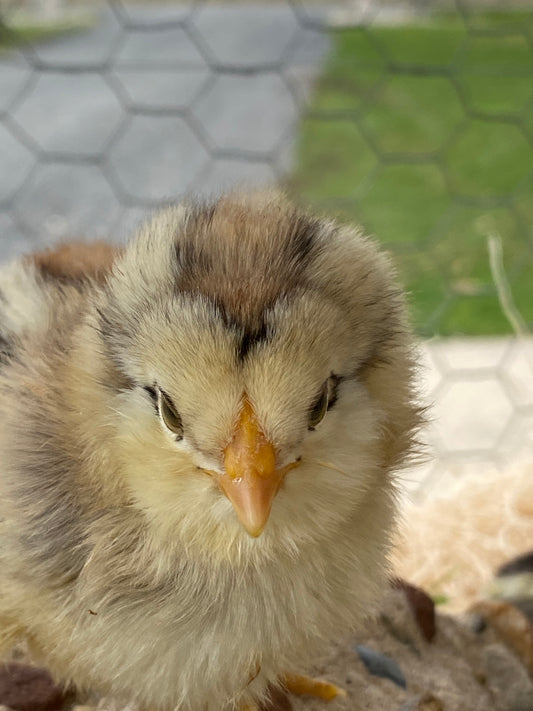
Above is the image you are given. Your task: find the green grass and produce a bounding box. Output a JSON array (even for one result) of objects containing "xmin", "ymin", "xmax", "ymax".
[
  {"xmin": 288, "ymin": 13, "xmax": 533, "ymax": 336},
  {"xmin": 0, "ymin": 19, "xmax": 93, "ymax": 52}
]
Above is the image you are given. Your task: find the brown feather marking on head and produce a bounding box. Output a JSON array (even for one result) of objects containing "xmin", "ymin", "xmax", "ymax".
[
  {"xmin": 28, "ymin": 241, "xmax": 120, "ymax": 285},
  {"xmin": 174, "ymin": 196, "xmax": 323, "ymax": 358}
]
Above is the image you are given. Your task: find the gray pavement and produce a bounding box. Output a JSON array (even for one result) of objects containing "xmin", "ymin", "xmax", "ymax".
[
  {"xmin": 0, "ymin": 3, "xmax": 329, "ymax": 252},
  {"xmin": 408, "ymin": 337, "xmax": 533, "ymax": 502}
]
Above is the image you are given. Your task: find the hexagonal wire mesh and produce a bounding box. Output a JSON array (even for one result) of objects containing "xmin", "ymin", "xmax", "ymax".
[{"xmin": 0, "ymin": 0, "xmax": 532, "ymax": 501}]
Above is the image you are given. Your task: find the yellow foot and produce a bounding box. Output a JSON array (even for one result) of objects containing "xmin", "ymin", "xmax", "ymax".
[{"xmin": 282, "ymin": 673, "xmax": 346, "ymax": 701}]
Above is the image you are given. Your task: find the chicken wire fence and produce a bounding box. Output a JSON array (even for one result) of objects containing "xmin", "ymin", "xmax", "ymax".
[{"xmin": 0, "ymin": 0, "xmax": 532, "ymax": 500}]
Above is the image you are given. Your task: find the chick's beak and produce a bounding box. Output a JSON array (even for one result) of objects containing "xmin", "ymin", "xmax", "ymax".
[{"xmin": 215, "ymin": 398, "xmax": 290, "ymax": 537}]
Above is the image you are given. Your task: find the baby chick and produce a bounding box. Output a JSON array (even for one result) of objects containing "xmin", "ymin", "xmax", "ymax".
[{"xmin": 0, "ymin": 193, "xmax": 420, "ymax": 710}]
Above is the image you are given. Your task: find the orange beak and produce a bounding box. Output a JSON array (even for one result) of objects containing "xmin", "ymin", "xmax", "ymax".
[{"xmin": 214, "ymin": 398, "xmax": 295, "ymax": 537}]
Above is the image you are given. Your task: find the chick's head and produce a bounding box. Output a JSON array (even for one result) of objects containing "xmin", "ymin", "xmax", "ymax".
[{"xmin": 96, "ymin": 194, "xmax": 418, "ymax": 558}]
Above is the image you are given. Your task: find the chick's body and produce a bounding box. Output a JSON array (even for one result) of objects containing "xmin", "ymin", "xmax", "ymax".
[{"xmin": 0, "ymin": 194, "xmax": 419, "ymax": 710}]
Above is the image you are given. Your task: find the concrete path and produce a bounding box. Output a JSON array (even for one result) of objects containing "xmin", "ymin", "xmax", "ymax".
[
  {"xmin": 0, "ymin": 2, "xmax": 329, "ymax": 255},
  {"xmin": 408, "ymin": 336, "xmax": 533, "ymax": 502}
]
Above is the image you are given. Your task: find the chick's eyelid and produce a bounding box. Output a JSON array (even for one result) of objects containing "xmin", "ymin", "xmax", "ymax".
[
  {"xmin": 141, "ymin": 383, "xmax": 184, "ymax": 440},
  {"xmin": 308, "ymin": 380, "xmax": 329, "ymax": 429},
  {"xmin": 158, "ymin": 389, "xmax": 183, "ymax": 429},
  {"xmin": 326, "ymin": 373, "xmax": 342, "ymax": 410},
  {"xmin": 307, "ymin": 374, "xmax": 343, "ymax": 431},
  {"xmin": 143, "ymin": 385, "xmax": 157, "ymax": 401}
]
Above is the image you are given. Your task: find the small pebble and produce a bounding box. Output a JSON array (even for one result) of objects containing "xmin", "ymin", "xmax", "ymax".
[
  {"xmin": 354, "ymin": 644, "xmax": 406, "ymax": 688},
  {"xmin": 497, "ymin": 552, "xmax": 533, "ymax": 577},
  {"xmin": 470, "ymin": 599, "xmax": 533, "ymax": 675},
  {"xmin": 392, "ymin": 579, "xmax": 436, "ymax": 642}
]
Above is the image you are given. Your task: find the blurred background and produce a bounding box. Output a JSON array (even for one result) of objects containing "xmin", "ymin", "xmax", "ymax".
[{"xmin": 0, "ymin": 0, "xmax": 532, "ymax": 503}]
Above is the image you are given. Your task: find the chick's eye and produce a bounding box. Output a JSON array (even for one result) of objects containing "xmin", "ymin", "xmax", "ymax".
[
  {"xmin": 308, "ymin": 381, "xmax": 329, "ymax": 430},
  {"xmin": 158, "ymin": 390, "xmax": 184, "ymax": 440}
]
